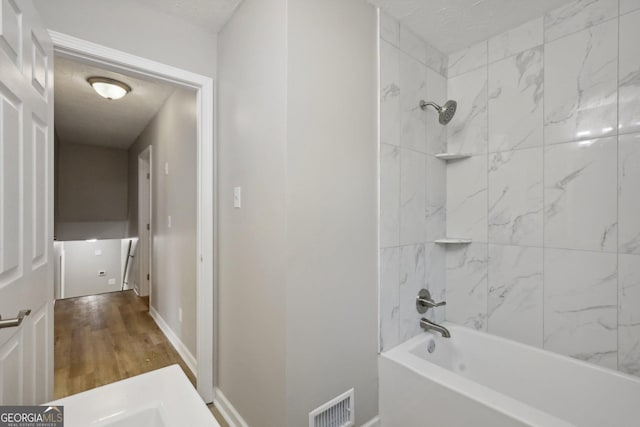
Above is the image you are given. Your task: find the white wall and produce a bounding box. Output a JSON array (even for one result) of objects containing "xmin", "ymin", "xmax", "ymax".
[
  {"xmin": 61, "ymin": 239, "xmax": 122, "ymax": 299},
  {"xmin": 378, "ymin": 0, "xmax": 640, "ymax": 378},
  {"xmin": 33, "ymin": 0, "xmax": 217, "ymax": 79},
  {"xmin": 217, "ymin": 0, "xmax": 288, "ymax": 425},
  {"xmin": 218, "ymin": 0, "xmax": 378, "ymax": 425},
  {"xmin": 285, "ymin": 0, "xmax": 379, "ymax": 425},
  {"xmin": 55, "ymin": 143, "xmax": 128, "ymax": 240},
  {"xmin": 129, "ymin": 88, "xmax": 198, "ymax": 358}
]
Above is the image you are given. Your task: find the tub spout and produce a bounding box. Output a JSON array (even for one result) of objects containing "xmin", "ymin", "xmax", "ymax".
[{"xmin": 420, "ymin": 318, "xmax": 451, "ymax": 338}]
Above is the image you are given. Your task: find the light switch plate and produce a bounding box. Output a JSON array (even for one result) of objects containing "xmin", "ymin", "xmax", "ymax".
[
  {"xmin": 165, "ymin": 162, "xmax": 169, "ymax": 175},
  {"xmin": 95, "ymin": 249, "xmax": 102, "ymax": 256},
  {"xmin": 168, "ymin": 215, "xmax": 172, "ymax": 228}
]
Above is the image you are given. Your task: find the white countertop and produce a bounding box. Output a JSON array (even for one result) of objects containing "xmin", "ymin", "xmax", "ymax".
[{"xmin": 48, "ymin": 365, "xmax": 220, "ymax": 427}]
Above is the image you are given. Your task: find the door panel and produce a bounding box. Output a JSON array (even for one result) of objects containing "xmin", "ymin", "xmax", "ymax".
[
  {"xmin": 0, "ymin": 0, "xmax": 53, "ymax": 405},
  {"xmin": 30, "ymin": 303, "xmax": 49, "ymax": 404},
  {"xmin": 0, "ymin": 90, "xmax": 21, "ymax": 279},
  {"xmin": 32, "ymin": 115, "xmax": 46, "ymax": 266},
  {"xmin": 0, "ymin": 0, "xmax": 22, "ymax": 66},
  {"xmin": 0, "ymin": 334, "xmax": 22, "ymax": 404}
]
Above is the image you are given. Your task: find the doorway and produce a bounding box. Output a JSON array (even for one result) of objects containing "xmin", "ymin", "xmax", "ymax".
[
  {"xmin": 138, "ymin": 146, "xmax": 152, "ymax": 298},
  {"xmin": 50, "ymin": 32, "xmax": 215, "ymax": 402}
]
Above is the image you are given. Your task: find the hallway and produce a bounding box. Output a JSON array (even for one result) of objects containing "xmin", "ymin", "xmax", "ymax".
[
  {"xmin": 54, "ymin": 290, "xmax": 194, "ymax": 397},
  {"xmin": 54, "ymin": 291, "xmax": 228, "ymax": 425}
]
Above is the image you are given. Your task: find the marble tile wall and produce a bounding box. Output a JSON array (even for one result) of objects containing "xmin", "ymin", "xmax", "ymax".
[
  {"xmin": 378, "ymin": 12, "xmax": 448, "ymax": 351},
  {"xmin": 442, "ymin": 0, "xmax": 640, "ymax": 376}
]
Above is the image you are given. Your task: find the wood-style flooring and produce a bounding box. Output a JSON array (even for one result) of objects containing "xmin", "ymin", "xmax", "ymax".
[{"xmin": 54, "ymin": 290, "xmax": 228, "ymax": 426}]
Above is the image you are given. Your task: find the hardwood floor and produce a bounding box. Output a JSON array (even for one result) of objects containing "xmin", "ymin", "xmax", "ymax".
[{"xmin": 54, "ymin": 290, "xmax": 228, "ymax": 426}]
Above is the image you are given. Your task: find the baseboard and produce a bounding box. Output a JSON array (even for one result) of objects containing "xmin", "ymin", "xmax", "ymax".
[
  {"xmin": 213, "ymin": 387, "xmax": 250, "ymax": 427},
  {"xmin": 361, "ymin": 416, "xmax": 381, "ymax": 427},
  {"xmin": 212, "ymin": 387, "xmax": 378, "ymax": 427},
  {"xmin": 149, "ymin": 306, "xmax": 197, "ymax": 376}
]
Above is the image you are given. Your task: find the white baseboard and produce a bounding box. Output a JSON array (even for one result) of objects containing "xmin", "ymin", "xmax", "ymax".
[
  {"xmin": 213, "ymin": 387, "xmax": 250, "ymax": 427},
  {"xmin": 361, "ymin": 416, "xmax": 381, "ymax": 427},
  {"xmin": 149, "ymin": 306, "xmax": 197, "ymax": 376}
]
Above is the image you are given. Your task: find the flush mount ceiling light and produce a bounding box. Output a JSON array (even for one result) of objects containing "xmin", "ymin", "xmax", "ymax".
[{"xmin": 87, "ymin": 76, "xmax": 131, "ymax": 100}]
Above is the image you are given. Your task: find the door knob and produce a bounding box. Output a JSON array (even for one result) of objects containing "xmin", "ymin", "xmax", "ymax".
[{"xmin": 0, "ymin": 309, "xmax": 31, "ymax": 329}]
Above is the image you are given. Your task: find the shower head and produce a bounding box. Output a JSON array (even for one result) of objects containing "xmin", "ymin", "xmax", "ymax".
[{"xmin": 419, "ymin": 99, "xmax": 457, "ymax": 125}]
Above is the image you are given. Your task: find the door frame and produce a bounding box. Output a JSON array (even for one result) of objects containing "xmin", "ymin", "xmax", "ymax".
[
  {"xmin": 49, "ymin": 31, "xmax": 216, "ymax": 402},
  {"xmin": 137, "ymin": 146, "xmax": 152, "ymax": 297}
]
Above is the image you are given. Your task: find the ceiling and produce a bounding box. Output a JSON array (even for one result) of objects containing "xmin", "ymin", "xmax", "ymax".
[
  {"xmin": 54, "ymin": 56, "xmax": 175, "ymax": 150},
  {"xmin": 369, "ymin": 0, "xmax": 575, "ymax": 53},
  {"xmin": 132, "ymin": 0, "xmax": 243, "ymax": 34}
]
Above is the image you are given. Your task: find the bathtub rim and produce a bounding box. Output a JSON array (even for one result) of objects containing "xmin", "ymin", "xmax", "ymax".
[{"xmin": 380, "ymin": 322, "xmax": 640, "ymax": 427}]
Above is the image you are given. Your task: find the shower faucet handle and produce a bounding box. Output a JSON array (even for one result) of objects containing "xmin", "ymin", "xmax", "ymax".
[{"xmin": 416, "ymin": 289, "xmax": 446, "ymax": 314}]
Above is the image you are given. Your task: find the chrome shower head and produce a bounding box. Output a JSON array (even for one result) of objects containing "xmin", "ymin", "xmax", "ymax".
[{"xmin": 419, "ymin": 99, "xmax": 457, "ymax": 125}]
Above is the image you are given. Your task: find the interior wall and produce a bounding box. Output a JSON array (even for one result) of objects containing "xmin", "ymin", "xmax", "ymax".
[
  {"xmin": 219, "ymin": 0, "xmax": 379, "ymax": 425},
  {"xmin": 378, "ymin": 12, "xmax": 449, "ymax": 352},
  {"xmin": 128, "ymin": 88, "xmax": 198, "ymax": 358},
  {"xmin": 379, "ymin": 0, "xmax": 640, "ymax": 378},
  {"xmin": 61, "ymin": 239, "xmax": 122, "ymax": 299},
  {"xmin": 217, "ymin": 0, "xmax": 288, "ymax": 425},
  {"xmin": 33, "ymin": 0, "xmax": 217, "ymax": 79},
  {"xmin": 56, "ymin": 142, "xmax": 128, "ymax": 240},
  {"xmin": 444, "ymin": 1, "xmax": 640, "ymax": 376},
  {"xmin": 285, "ymin": 0, "xmax": 379, "ymax": 425}
]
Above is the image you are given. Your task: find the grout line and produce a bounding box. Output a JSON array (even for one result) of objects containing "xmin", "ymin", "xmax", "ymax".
[
  {"xmin": 616, "ymin": 0, "xmax": 621, "ymax": 371},
  {"xmin": 486, "ymin": 42, "xmax": 490, "ymax": 333},
  {"xmin": 397, "ymin": 35, "xmax": 403, "ymax": 348},
  {"xmin": 542, "ymin": 34, "xmax": 546, "ymax": 350},
  {"xmin": 383, "ymin": 241, "xmax": 623, "ymax": 255}
]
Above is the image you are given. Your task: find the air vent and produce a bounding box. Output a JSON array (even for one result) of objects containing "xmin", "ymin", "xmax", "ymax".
[{"xmin": 309, "ymin": 389, "xmax": 354, "ymax": 427}]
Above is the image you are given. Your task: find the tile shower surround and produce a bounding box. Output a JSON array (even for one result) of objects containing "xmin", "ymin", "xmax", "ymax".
[{"xmin": 378, "ymin": 0, "xmax": 640, "ymax": 377}]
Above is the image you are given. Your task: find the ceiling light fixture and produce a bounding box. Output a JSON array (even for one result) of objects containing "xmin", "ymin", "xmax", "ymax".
[{"xmin": 87, "ymin": 76, "xmax": 131, "ymax": 100}]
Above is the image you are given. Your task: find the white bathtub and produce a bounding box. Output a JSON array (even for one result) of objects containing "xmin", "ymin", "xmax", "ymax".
[{"xmin": 379, "ymin": 323, "xmax": 640, "ymax": 427}]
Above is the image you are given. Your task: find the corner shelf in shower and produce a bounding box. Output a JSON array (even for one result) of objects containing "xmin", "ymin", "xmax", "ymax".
[
  {"xmin": 435, "ymin": 153, "xmax": 472, "ymax": 161},
  {"xmin": 434, "ymin": 238, "xmax": 472, "ymax": 245}
]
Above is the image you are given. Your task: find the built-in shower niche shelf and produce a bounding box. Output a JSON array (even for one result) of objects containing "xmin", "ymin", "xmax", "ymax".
[
  {"xmin": 435, "ymin": 153, "xmax": 472, "ymax": 161},
  {"xmin": 434, "ymin": 238, "xmax": 472, "ymax": 245}
]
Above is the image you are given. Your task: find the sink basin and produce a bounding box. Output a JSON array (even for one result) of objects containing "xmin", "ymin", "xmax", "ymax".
[
  {"xmin": 48, "ymin": 365, "xmax": 220, "ymax": 427},
  {"xmin": 93, "ymin": 405, "xmax": 169, "ymax": 427}
]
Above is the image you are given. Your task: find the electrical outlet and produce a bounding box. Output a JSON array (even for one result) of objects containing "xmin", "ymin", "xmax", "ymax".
[
  {"xmin": 108, "ymin": 278, "xmax": 116, "ymax": 285},
  {"xmin": 95, "ymin": 249, "xmax": 102, "ymax": 256},
  {"xmin": 178, "ymin": 308, "xmax": 183, "ymax": 323}
]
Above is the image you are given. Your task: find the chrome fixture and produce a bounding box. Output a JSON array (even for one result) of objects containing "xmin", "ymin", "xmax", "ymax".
[
  {"xmin": 416, "ymin": 289, "xmax": 446, "ymax": 314},
  {"xmin": 420, "ymin": 318, "xmax": 451, "ymax": 338},
  {"xmin": 0, "ymin": 309, "xmax": 31, "ymax": 329},
  {"xmin": 419, "ymin": 99, "xmax": 457, "ymax": 125}
]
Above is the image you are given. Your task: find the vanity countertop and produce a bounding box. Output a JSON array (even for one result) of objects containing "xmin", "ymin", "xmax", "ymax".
[{"xmin": 47, "ymin": 365, "xmax": 220, "ymax": 427}]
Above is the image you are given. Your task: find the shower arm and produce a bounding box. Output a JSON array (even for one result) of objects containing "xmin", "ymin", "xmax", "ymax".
[{"xmin": 419, "ymin": 100, "xmax": 442, "ymax": 112}]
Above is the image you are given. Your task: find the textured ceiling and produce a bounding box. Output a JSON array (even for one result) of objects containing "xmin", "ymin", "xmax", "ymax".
[
  {"xmin": 131, "ymin": 0, "xmax": 243, "ymax": 33},
  {"xmin": 369, "ymin": 0, "xmax": 575, "ymax": 53},
  {"xmin": 54, "ymin": 56, "xmax": 175, "ymax": 150}
]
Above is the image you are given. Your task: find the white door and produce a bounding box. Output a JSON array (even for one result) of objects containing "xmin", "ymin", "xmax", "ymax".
[{"xmin": 0, "ymin": 0, "xmax": 54, "ymax": 404}]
